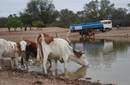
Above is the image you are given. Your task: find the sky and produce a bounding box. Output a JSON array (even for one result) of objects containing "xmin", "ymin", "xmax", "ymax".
[{"xmin": 0, "ymin": 0, "xmax": 129, "ymax": 17}]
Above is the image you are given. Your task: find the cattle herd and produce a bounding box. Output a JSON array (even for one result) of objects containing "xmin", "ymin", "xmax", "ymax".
[{"xmin": 0, "ymin": 33, "xmax": 88, "ymax": 74}]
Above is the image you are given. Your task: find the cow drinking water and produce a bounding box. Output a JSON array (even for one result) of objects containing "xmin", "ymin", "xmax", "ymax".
[{"xmin": 37, "ymin": 33, "xmax": 88, "ymax": 74}]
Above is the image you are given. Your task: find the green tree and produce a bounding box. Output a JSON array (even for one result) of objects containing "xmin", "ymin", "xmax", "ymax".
[
  {"xmin": 99, "ymin": 0, "xmax": 114, "ymax": 19},
  {"xmin": 0, "ymin": 17, "xmax": 8, "ymax": 28},
  {"xmin": 25, "ymin": 0, "xmax": 56, "ymax": 25},
  {"xmin": 84, "ymin": 0, "xmax": 99, "ymax": 19},
  {"xmin": 58, "ymin": 9, "xmax": 80, "ymax": 27},
  {"xmin": 112, "ymin": 8, "xmax": 127, "ymax": 19},
  {"xmin": 128, "ymin": 3, "xmax": 130, "ymax": 13},
  {"xmin": 32, "ymin": 20, "xmax": 45, "ymax": 28},
  {"xmin": 84, "ymin": 0, "xmax": 114, "ymax": 21},
  {"xmin": 19, "ymin": 12, "xmax": 32, "ymax": 30},
  {"xmin": 77, "ymin": 11, "xmax": 88, "ymax": 23},
  {"xmin": 7, "ymin": 14, "xmax": 23, "ymax": 31},
  {"xmin": 128, "ymin": 3, "xmax": 130, "ymax": 7}
]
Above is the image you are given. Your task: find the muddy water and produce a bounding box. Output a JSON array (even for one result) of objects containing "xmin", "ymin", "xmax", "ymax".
[{"xmin": 71, "ymin": 39, "xmax": 130, "ymax": 85}]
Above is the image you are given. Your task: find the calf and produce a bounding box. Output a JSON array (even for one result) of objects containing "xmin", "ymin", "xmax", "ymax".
[
  {"xmin": 19, "ymin": 40, "xmax": 37, "ymax": 68},
  {"xmin": 37, "ymin": 33, "xmax": 88, "ymax": 74},
  {"xmin": 19, "ymin": 40, "xmax": 53, "ymax": 69}
]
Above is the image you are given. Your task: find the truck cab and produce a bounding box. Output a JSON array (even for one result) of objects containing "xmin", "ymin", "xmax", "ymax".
[{"xmin": 100, "ymin": 20, "xmax": 112, "ymax": 31}]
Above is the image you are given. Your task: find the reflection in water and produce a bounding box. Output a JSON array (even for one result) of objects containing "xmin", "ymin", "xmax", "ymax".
[
  {"xmin": 71, "ymin": 39, "xmax": 116, "ymax": 68},
  {"xmin": 59, "ymin": 66, "xmax": 87, "ymax": 79},
  {"xmin": 71, "ymin": 39, "xmax": 130, "ymax": 68},
  {"xmin": 28, "ymin": 62, "xmax": 87, "ymax": 79},
  {"xmin": 71, "ymin": 39, "xmax": 130, "ymax": 85}
]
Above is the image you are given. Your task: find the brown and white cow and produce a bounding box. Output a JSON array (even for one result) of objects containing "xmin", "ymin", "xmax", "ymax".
[
  {"xmin": 18, "ymin": 40, "xmax": 38, "ymax": 68},
  {"xmin": 18, "ymin": 40, "xmax": 52, "ymax": 69},
  {"xmin": 36, "ymin": 33, "xmax": 88, "ymax": 74}
]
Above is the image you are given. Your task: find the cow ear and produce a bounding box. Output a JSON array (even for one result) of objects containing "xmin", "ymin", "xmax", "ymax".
[{"xmin": 44, "ymin": 34, "xmax": 54, "ymax": 44}]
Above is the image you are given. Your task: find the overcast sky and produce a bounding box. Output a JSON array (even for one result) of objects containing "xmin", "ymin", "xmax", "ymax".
[{"xmin": 0, "ymin": 0, "xmax": 129, "ymax": 17}]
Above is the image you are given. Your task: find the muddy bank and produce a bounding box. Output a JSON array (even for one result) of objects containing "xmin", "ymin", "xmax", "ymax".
[
  {"xmin": 0, "ymin": 59, "xmax": 114, "ymax": 85},
  {"xmin": 0, "ymin": 69, "xmax": 114, "ymax": 85},
  {"xmin": 95, "ymin": 27, "xmax": 130, "ymax": 42}
]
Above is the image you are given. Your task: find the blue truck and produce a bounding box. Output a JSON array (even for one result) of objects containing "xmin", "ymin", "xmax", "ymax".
[{"xmin": 69, "ymin": 20, "xmax": 112, "ymax": 37}]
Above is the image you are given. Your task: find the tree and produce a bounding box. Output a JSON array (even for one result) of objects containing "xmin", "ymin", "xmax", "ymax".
[
  {"xmin": 112, "ymin": 8, "xmax": 127, "ymax": 19},
  {"xmin": 32, "ymin": 20, "xmax": 45, "ymax": 28},
  {"xmin": 128, "ymin": 3, "xmax": 130, "ymax": 13},
  {"xmin": 19, "ymin": 12, "xmax": 32, "ymax": 30},
  {"xmin": 99, "ymin": 0, "xmax": 114, "ymax": 19},
  {"xmin": 25, "ymin": 0, "xmax": 56, "ymax": 25},
  {"xmin": 7, "ymin": 14, "xmax": 23, "ymax": 31},
  {"xmin": 84, "ymin": 0, "xmax": 115, "ymax": 21},
  {"xmin": 128, "ymin": 3, "xmax": 130, "ymax": 7},
  {"xmin": 58, "ymin": 9, "xmax": 80, "ymax": 27},
  {"xmin": 84, "ymin": 0, "xmax": 99, "ymax": 19},
  {"xmin": 0, "ymin": 17, "xmax": 8, "ymax": 28}
]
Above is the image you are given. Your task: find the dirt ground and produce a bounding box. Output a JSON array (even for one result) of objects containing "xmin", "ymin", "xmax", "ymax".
[
  {"xmin": 1, "ymin": 27, "xmax": 130, "ymax": 42},
  {"xmin": 95, "ymin": 27, "xmax": 130, "ymax": 42},
  {"xmin": 0, "ymin": 69, "xmax": 109, "ymax": 85},
  {"xmin": 1, "ymin": 27, "xmax": 130, "ymax": 85}
]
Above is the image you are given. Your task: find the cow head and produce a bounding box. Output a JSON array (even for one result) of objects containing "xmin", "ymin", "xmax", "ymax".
[
  {"xmin": 18, "ymin": 40, "xmax": 29, "ymax": 66},
  {"xmin": 37, "ymin": 33, "xmax": 54, "ymax": 45},
  {"xmin": 19, "ymin": 40, "xmax": 27, "ymax": 52},
  {"xmin": 73, "ymin": 49, "xmax": 89, "ymax": 66},
  {"xmin": 73, "ymin": 49, "xmax": 84, "ymax": 58}
]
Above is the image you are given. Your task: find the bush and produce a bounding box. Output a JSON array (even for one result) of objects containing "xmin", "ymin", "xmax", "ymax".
[{"xmin": 32, "ymin": 20, "xmax": 45, "ymax": 28}]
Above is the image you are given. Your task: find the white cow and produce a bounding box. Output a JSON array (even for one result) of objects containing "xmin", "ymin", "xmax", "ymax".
[
  {"xmin": 36, "ymin": 33, "xmax": 88, "ymax": 74},
  {"xmin": 0, "ymin": 39, "xmax": 20, "ymax": 69}
]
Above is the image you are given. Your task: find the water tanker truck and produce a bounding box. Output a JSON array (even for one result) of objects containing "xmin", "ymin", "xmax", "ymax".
[{"xmin": 69, "ymin": 20, "xmax": 112, "ymax": 37}]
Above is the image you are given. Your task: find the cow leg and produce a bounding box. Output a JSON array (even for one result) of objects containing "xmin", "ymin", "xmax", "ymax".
[
  {"xmin": 24, "ymin": 61, "xmax": 29, "ymax": 70},
  {"xmin": 62, "ymin": 55, "xmax": 69, "ymax": 77},
  {"xmin": 24, "ymin": 53, "xmax": 30, "ymax": 70},
  {"xmin": 42, "ymin": 54, "xmax": 48, "ymax": 74},
  {"xmin": 54, "ymin": 59, "xmax": 58, "ymax": 76},
  {"xmin": 47, "ymin": 59, "xmax": 52, "ymax": 72},
  {"xmin": 21, "ymin": 56, "xmax": 24, "ymax": 66},
  {"xmin": 64, "ymin": 61, "xmax": 68, "ymax": 77},
  {"xmin": 14, "ymin": 57, "xmax": 19, "ymax": 69},
  {"xmin": 36, "ymin": 45, "xmax": 41, "ymax": 62},
  {"xmin": 11, "ymin": 57, "xmax": 15, "ymax": 69}
]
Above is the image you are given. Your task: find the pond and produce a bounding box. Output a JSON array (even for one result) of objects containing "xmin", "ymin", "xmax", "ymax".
[{"xmin": 70, "ymin": 39, "xmax": 130, "ymax": 85}]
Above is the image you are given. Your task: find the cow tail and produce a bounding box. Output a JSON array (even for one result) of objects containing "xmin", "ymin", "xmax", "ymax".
[
  {"xmin": 36, "ymin": 33, "xmax": 44, "ymax": 62},
  {"xmin": 65, "ymin": 30, "xmax": 71, "ymax": 44}
]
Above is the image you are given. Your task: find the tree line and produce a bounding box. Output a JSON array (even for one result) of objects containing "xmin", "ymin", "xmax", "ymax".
[{"xmin": 0, "ymin": 0, "xmax": 130, "ymax": 31}]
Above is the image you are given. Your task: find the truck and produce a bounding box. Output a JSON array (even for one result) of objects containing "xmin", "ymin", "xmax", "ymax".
[{"xmin": 69, "ymin": 20, "xmax": 112, "ymax": 38}]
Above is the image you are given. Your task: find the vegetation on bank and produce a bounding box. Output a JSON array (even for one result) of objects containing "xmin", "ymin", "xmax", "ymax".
[{"xmin": 0, "ymin": 0, "xmax": 130, "ymax": 31}]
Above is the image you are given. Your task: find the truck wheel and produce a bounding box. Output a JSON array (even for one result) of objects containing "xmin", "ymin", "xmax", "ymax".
[{"xmin": 100, "ymin": 29, "xmax": 106, "ymax": 32}]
